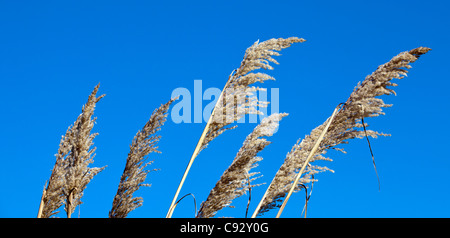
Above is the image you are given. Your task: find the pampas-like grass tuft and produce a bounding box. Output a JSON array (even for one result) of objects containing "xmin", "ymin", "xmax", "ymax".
[
  {"xmin": 37, "ymin": 39, "xmax": 431, "ymax": 218},
  {"xmin": 252, "ymin": 47, "xmax": 431, "ymax": 217}
]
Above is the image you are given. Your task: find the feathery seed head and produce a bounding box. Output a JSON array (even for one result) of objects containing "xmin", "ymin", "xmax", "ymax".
[{"xmin": 256, "ymin": 47, "xmax": 431, "ymax": 216}]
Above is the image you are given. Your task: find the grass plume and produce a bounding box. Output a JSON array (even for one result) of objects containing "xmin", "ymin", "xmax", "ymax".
[
  {"xmin": 252, "ymin": 47, "xmax": 431, "ymax": 217},
  {"xmin": 197, "ymin": 113, "xmax": 288, "ymax": 218},
  {"xmin": 38, "ymin": 84, "xmax": 106, "ymax": 218},
  {"xmin": 35, "ymin": 38, "xmax": 431, "ymax": 218},
  {"xmin": 109, "ymin": 98, "xmax": 177, "ymax": 218}
]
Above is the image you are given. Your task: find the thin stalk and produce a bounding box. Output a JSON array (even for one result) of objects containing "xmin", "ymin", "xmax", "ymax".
[
  {"xmin": 66, "ymin": 190, "xmax": 74, "ymax": 218},
  {"xmin": 37, "ymin": 182, "xmax": 47, "ymax": 218},
  {"xmin": 251, "ymin": 105, "xmax": 341, "ymax": 218},
  {"xmin": 166, "ymin": 75, "xmax": 232, "ymax": 218},
  {"xmin": 275, "ymin": 104, "xmax": 342, "ymax": 218},
  {"xmin": 251, "ymin": 179, "xmax": 271, "ymax": 218}
]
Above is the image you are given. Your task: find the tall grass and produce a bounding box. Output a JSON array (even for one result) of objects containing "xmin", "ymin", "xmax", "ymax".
[
  {"xmin": 166, "ymin": 37, "xmax": 305, "ymax": 217},
  {"xmin": 252, "ymin": 47, "xmax": 431, "ymax": 217},
  {"xmin": 37, "ymin": 38, "xmax": 430, "ymax": 218},
  {"xmin": 109, "ymin": 98, "xmax": 177, "ymax": 218},
  {"xmin": 38, "ymin": 84, "xmax": 106, "ymax": 218}
]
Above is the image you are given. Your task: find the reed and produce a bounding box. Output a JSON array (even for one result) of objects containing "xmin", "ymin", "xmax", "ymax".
[
  {"xmin": 166, "ymin": 37, "xmax": 305, "ymax": 218},
  {"xmin": 109, "ymin": 98, "xmax": 177, "ymax": 218},
  {"xmin": 37, "ymin": 39, "xmax": 430, "ymax": 218},
  {"xmin": 38, "ymin": 84, "xmax": 106, "ymax": 218},
  {"xmin": 197, "ymin": 113, "xmax": 288, "ymax": 218},
  {"xmin": 252, "ymin": 47, "xmax": 431, "ymax": 217}
]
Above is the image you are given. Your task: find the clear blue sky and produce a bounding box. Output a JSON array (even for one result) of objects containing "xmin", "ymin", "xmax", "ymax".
[{"xmin": 1, "ymin": 0, "xmax": 449, "ymax": 218}]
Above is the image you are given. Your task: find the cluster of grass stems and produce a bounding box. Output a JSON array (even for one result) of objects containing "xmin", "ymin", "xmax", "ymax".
[{"xmin": 37, "ymin": 37, "xmax": 430, "ymax": 218}]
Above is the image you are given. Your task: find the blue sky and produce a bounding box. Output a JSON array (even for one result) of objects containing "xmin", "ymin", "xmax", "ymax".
[{"xmin": 0, "ymin": 0, "xmax": 449, "ymax": 218}]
